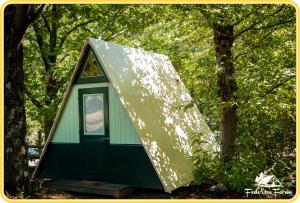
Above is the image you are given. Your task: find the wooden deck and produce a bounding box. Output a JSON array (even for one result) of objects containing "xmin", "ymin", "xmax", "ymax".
[{"xmin": 44, "ymin": 179, "xmax": 134, "ymax": 198}]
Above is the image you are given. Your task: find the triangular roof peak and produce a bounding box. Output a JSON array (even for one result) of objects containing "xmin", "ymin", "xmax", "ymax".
[{"xmin": 74, "ymin": 45, "xmax": 108, "ymax": 84}]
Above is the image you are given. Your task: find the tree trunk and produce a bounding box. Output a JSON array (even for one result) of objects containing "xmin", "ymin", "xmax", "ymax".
[
  {"xmin": 4, "ymin": 4, "xmax": 44, "ymax": 195},
  {"xmin": 4, "ymin": 5, "xmax": 29, "ymax": 195},
  {"xmin": 213, "ymin": 23, "xmax": 238, "ymax": 162}
]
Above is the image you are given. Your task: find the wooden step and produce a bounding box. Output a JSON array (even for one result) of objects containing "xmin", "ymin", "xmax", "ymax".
[{"xmin": 44, "ymin": 179, "xmax": 134, "ymax": 198}]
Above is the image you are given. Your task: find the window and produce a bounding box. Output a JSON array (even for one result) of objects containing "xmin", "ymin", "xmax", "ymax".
[
  {"xmin": 75, "ymin": 48, "xmax": 108, "ymax": 84},
  {"xmin": 83, "ymin": 94, "xmax": 104, "ymax": 135},
  {"xmin": 81, "ymin": 52, "xmax": 104, "ymax": 78}
]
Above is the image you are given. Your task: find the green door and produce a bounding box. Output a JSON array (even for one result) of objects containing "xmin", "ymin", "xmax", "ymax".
[{"xmin": 78, "ymin": 87, "xmax": 109, "ymax": 179}]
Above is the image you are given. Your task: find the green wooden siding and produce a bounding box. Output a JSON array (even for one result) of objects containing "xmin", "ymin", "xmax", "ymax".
[
  {"xmin": 51, "ymin": 83, "xmax": 141, "ymax": 144},
  {"xmin": 51, "ymin": 85, "xmax": 79, "ymax": 143},
  {"xmin": 37, "ymin": 143, "xmax": 163, "ymax": 189},
  {"xmin": 108, "ymin": 84, "xmax": 141, "ymax": 144}
]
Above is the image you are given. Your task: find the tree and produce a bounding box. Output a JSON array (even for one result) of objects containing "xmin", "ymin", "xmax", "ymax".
[
  {"xmin": 199, "ymin": 4, "xmax": 295, "ymax": 162},
  {"xmin": 4, "ymin": 4, "xmax": 44, "ymax": 195}
]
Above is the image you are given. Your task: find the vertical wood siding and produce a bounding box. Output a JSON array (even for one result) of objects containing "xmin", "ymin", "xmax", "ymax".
[
  {"xmin": 51, "ymin": 85, "xmax": 79, "ymax": 143},
  {"xmin": 51, "ymin": 83, "xmax": 141, "ymax": 144},
  {"xmin": 108, "ymin": 84, "xmax": 141, "ymax": 144}
]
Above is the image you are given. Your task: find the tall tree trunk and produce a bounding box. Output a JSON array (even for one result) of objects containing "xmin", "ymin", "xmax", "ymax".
[
  {"xmin": 4, "ymin": 5, "xmax": 29, "ymax": 195},
  {"xmin": 213, "ymin": 23, "xmax": 238, "ymax": 162},
  {"xmin": 4, "ymin": 4, "xmax": 44, "ymax": 195}
]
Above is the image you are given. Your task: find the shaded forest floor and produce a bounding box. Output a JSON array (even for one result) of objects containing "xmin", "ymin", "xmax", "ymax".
[
  {"xmin": 31, "ymin": 187, "xmax": 235, "ymax": 199},
  {"xmin": 28, "ymin": 181, "xmax": 295, "ymax": 200},
  {"xmin": 30, "ymin": 181, "xmax": 246, "ymax": 199},
  {"xmin": 1, "ymin": 178, "xmax": 292, "ymax": 199}
]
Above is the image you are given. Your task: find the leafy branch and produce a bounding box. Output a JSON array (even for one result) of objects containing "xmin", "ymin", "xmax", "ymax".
[
  {"xmin": 265, "ymin": 75, "xmax": 295, "ymax": 95},
  {"xmin": 98, "ymin": 6, "xmax": 127, "ymax": 39},
  {"xmin": 59, "ymin": 19, "xmax": 95, "ymax": 48},
  {"xmin": 234, "ymin": 18, "xmax": 295, "ymax": 40},
  {"xmin": 24, "ymin": 85, "xmax": 43, "ymax": 108}
]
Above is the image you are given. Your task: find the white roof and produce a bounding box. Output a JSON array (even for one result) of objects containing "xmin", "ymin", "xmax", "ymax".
[
  {"xmin": 33, "ymin": 38, "xmax": 216, "ymax": 193},
  {"xmin": 90, "ymin": 39, "xmax": 215, "ymax": 192}
]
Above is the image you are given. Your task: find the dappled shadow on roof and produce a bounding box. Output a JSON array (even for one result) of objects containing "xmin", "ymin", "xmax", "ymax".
[{"xmin": 92, "ymin": 39, "xmax": 216, "ymax": 192}]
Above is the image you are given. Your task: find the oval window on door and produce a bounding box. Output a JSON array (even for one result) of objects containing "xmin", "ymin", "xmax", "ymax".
[{"xmin": 83, "ymin": 93, "xmax": 105, "ymax": 135}]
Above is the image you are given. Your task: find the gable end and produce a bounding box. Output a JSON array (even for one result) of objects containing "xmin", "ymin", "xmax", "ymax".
[{"xmin": 74, "ymin": 46, "xmax": 109, "ymax": 84}]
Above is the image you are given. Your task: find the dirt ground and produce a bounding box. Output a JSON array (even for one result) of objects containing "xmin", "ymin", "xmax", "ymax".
[
  {"xmin": 29, "ymin": 182, "xmax": 295, "ymax": 200},
  {"xmin": 30, "ymin": 181, "xmax": 246, "ymax": 199}
]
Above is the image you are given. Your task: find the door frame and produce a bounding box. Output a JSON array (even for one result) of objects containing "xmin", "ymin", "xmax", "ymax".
[
  {"xmin": 78, "ymin": 87, "xmax": 109, "ymax": 139},
  {"xmin": 78, "ymin": 87, "xmax": 110, "ymax": 178}
]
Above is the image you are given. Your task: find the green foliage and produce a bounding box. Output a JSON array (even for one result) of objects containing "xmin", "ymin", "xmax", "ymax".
[
  {"xmin": 191, "ymin": 133, "xmax": 218, "ymax": 184},
  {"xmin": 232, "ymin": 5, "xmax": 296, "ymax": 191},
  {"xmin": 218, "ymin": 153, "xmax": 266, "ymax": 192},
  {"xmin": 182, "ymin": 4, "xmax": 295, "ymax": 192},
  {"xmin": 193, "ymin": 151, "xmax": 218, "ymax": 184}
]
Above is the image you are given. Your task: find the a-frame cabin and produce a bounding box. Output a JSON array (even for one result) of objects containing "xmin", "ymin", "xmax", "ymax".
[{"xmin": 33, "ymin": 38, "xmax": 215, "ymax": 193}]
